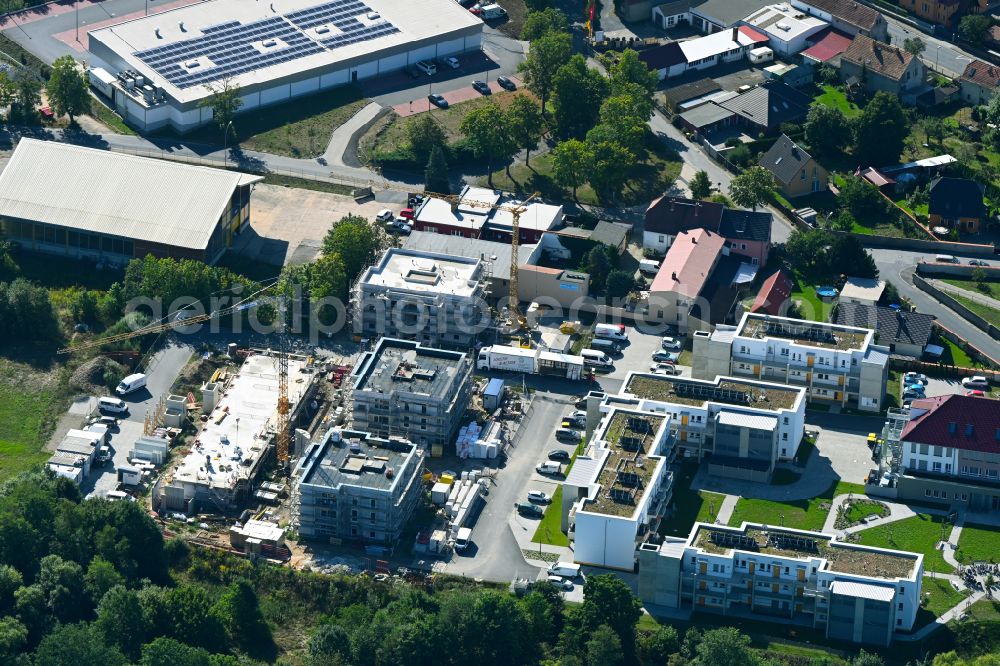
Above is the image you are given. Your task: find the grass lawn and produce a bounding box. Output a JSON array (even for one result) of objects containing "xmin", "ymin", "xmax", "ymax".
[
  {"xmin": 789, "ymin": 274, "xmax": 835, "ymax": 322},
  {"xmin": 88, "ymin": 95, "xmax": 138, "ymax": 136},
  {"xmin": 914, "ymin": 576, "xmax": 969, "ymax": 629},
  {"xmin": 727, "ymin": 480, "xmax": 864, "ymax": 532},
  {"xmin": 0, "ymin": 359, "xmax": 70, "ymax": 482},
  {"xmin": 942, "ymin": 279, "xmax": 1000, "ymax": 300},
  {"xmin": 854, "ymin": 513, "xmax": 953, "ymax": 573},
  {"xmin": 956, "ymin": 524, "xmax": 1000, "ymax": 564},
  {"xmin": 660, "ymin": 464, "xmax": 726, "ymax": 537},
  {"xmin": 531, "ymin": 486, "xmax": 568, "ymax": 547},
  {"xmin": 936, "ymin": 336, "xmax": 989, "ymax": 369},
  {"xmin": 947, "ymin": 292, "xmax": 1000, "ymax": 328},
  {"xmin": 886, "ymin": 370, "xmax": 901, "ymax": 409},
  {"xmin": 813, "ymin": 85, "xmax": 862, "ymax": 118},
  {"xmin": 261, "ymin": 173, "xmax": 355, "ymax": 197},
  {"xmin": 174, "ymin": 86, "xmax": 368, "ymax": 159}
]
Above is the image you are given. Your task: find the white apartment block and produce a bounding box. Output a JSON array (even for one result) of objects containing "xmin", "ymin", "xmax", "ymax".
[
  {"xmin": 639, "ymin": 522, "xmax": 924, "ymax": 646},
  {"xmin": 607, "ymin": 372, "xmax": 806, "ymax": 481},
  {"xmin": 561, "ymin": 407, "xmax": 676, "ymax": 571},
  {"xmin": 694, "ymin": 313, "xmax": 889, "ymax": 412}
]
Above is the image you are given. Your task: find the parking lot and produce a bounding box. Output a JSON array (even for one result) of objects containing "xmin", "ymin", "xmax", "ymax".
[
  {"xmin": 597, "ymin": 324, "xmax": 690, "ymax": 394},
  {"xmin": 81, "ymin": 419, "xmax": 146, "ymax": 498}
]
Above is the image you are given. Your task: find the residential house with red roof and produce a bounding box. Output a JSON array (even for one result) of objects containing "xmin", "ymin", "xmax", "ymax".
[
  {"xmin": 791, "ymin": 0, "xmax": 888, "ymax": 40},
  {"xmin": 750, "ymin": 269, "xmax": 794, "ymax": 316},
  {"xmin": 644, "ymin": 195, "xmax": 773, "ymax": 264},
  {"xmin": 838, "ymin": 34, "xmax": 926, "ymax": 103},
  {"xmin": 895, "ymin": 394, "xmax": 1000, "ymax": 511},
  {"xmin": 957, "ymin": 59, "xmax": 1000, "ymax": 106}
]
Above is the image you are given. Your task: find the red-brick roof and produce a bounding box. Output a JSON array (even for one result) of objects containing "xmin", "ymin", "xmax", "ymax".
[
  {"xmin": 901, "ymin": 395, "xmax": 1000, "ymax": 453},
  {"xmin": 750, "ymin": 269, "xmax": 793, "ymax": 316}
]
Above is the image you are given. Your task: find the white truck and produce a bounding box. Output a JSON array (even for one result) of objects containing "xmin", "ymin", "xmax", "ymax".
[{"xmin": 477, "ymin": 345, "xmax": 585, "ymax": 380}]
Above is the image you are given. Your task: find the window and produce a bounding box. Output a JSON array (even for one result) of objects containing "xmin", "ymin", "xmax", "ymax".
[
  {"xmin": 371, "ymin": 499, "xmax": 377, "ymax": 508},
  {"xmin": 783, "ymin": 417, "xmax": 789, "ymax": 425},
  {"xmin": 934, "ymin": 446, "xmax": 943, "ymax": 457},
  {"xmin": 899, "ymin": 602, "xmax": 904, "ymax": 610},
  {"xmin": 800, "ymin": 170, "xmax": 806, "ymax": 181},
  {"xmin": 933, "ymin": 462, "xmax": 942, "ymax": 473},
  {"xmin": 782, "ymin": 433, "xmax": 788, "ymax": 441},
  {"xmin": 369, "ymin": 531, "xmax": 376, "ymax": 538}
]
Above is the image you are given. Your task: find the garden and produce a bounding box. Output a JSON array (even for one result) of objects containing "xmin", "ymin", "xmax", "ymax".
[
  {"xmin": 852, "ymin": 513, "xmax": 954, "ymax": 573},
  {"xmin": 726, "ymin": 480, "xmax": 864, "ymax": 532}
]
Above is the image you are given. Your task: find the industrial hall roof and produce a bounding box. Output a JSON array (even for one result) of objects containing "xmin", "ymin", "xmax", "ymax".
[{"xmin": 0, "ymin": 139, "xmax": 262, "ymax": 250}]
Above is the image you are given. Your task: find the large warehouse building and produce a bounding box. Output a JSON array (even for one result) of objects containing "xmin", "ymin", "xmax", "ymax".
[
  {"xmin": 0, "ymin": 139, "xmax": 260, "ymax": 265},
  {"xmin": 88, "ymin": 0, "xmax": 484, "ymax": 133}
]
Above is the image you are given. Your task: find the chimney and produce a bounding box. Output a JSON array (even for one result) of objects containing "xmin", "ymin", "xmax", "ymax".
[
  {"xmin": 732, "ymin": 26, "xmax": 738, "ymax": 43},
  {"xmin": 948, "ymin": 422, "xmax": 957, "ymax": 434},
  {"xmin": 672, "ymin": 272, "xmax": 678, "ymax": 281},
  {"xmin": 966, "ymin": 424, "xmax": 974, "ymax": 437}
]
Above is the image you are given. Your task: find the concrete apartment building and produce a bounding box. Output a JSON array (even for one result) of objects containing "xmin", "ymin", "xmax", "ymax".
[
  {"xmin": 561, "ymin": 407, "xmax": 676, "ymax": 571},
  {"xmin": 887, "ymin": 395, "xmax": 1000, "ymax": 511},
  {"xmin": 295, "ymin": 427, "xmax": 424, "ymax": 547},
  {"xmin": 351, "ymin": 338, "xmax": 472, "ymax": 458},
  {"xmin": 354, "ymin": 248, "xmax": 488, "ymax": 349},
  {"xmin": 611, "ymin": 372, "xmax": 806, "ymax": 479},
  {"xmin": 693, "ymin": 312, "xmax": 889, "ymax": 412},
  {"xmin": 639, "ymin": 522, "xmax": 924, "ymax": 646}
]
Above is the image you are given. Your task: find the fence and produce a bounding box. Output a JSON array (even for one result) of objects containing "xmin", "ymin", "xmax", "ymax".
[{"xmin": 914, "ymin": 274, "xmax": 1000, "ymax": 342}]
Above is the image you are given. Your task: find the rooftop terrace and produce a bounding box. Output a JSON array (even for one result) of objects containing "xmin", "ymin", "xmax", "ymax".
[
  {"xmin": 354, "ymin": 339, "xmax": 468, "ymax": 398},
  {"xmin": 299, "ymin": 428, "xmax": 418, "ymax": 492},
  {"xmin": 584, "ymin": 411, "xmax": 666, "ymax": 517},
  {"xmin": 693, "ymin": 524, "xmax": 916, "ymax": 580},
  {"xmin": 624, "ymin": 373, "xmax": 801, "ymax": 411},
  {"xmin": 739, "ymin": 314, "xmax": 870, "ymax": 351}
]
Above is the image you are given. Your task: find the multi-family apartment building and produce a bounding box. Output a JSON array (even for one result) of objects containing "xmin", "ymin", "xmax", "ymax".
[
  {"xmin": 639, "ymin": 522, "xmax": 924, "ymax": 646},
  {"xmin": 886, "ymin": 395, "xmax": 1000, "ymax": 511},
  {"xmin": 353, "ymin": 248, "xmax": 488, "ymax": 349},
  {"xmin": 351, "ymin": 338, "xmax": 472, "ymax": 458},
  {"xmin": 561, "ymin": 407, "xmax": 676, "ymax": 570},
  {"xmin": 295, "ymin": 428, "xmax": 424, "ymax": 547},
  {"xmin": 693, "ymin": 313, "xmax": 889, "ymax": 412},
  {"xmin": 609, "ymin": 372, "xmax": 806, "ymax": 481}
]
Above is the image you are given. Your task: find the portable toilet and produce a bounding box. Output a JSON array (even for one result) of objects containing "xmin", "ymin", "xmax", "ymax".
[{"xmin": 483, "ymin": 378, "xmax": 505, "ymax": 411}]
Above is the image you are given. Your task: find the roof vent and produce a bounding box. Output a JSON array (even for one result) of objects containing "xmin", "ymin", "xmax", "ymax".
[
  {"xmin": 966, "ymin": 424, "xmax": 974, "ymax": 437},
  {"xmin": 155, "ymin": 27, "xmax": 162, "ymax": 38},
  {"xmin": 179, "ymin": 21, "xmax": 186, "ymax": 32},
  {"xmin": 948, "ymin": 422, "xmax": 957, "ymax": 433},
  {"xmin": 672, "ymin": 272, "xmax": 678, "ymax": 281}
]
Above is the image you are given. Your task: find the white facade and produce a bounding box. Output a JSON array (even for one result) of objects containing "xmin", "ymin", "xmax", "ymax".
[
  {"xmin": 742, "ymin": 3, "xmax": 828, "ymax": 57},
  {"xmin": 901, "ymin": 441, "xmax": 958, "ymax": 477}
]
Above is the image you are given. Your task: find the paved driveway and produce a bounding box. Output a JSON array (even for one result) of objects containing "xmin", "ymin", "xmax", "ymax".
[
  {"xmin": 805, "ymin": 411, "xmax": 886, "ymax": 484},
  {"xmin": 82, "ymin": 419, "xmax": 146, "ymax": 498}
]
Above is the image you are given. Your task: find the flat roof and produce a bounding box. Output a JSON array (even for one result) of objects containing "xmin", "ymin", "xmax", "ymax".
[
  {"xmin": 89, "ymin": 0, "xmax": 481, "ymax": 104},
  {"xmin": 361, "ymin": 248, "xmax": 482, "ymax": 297},
  {"xmin": 299, "ymin": 427, "xmax": 419, "ymax": 492},
  {"xmin": 170, "ymin": 353, "xmax": 314, "ymax": 491},
  {"xmin": 744, "ymin": 3, "xmax": 827, "ymax": 42},
  {"xmin": 678, "ymin": 25, "xmax": 768, "ymax": 63},
  {"xmin": 402, "ymin": 231, "xmax": 516, "ymax": 281},
  {"xmin": 622, "ymin": 372, "xmax": 802, "ymax": 410},
  {"xmin": 840, "ymin": 277, "xmax": 886, "ymax": 302},
  {"xmin": 353, "ymin": 338, "xmax": 468, "ymax": 398},
  {"xmin": 0, "ymin": 139, "xmax": 260, "ymax": 251},
  {"xmin": 830, "ymin": 580, "xmax": 895, "ymax": 602},
  {"xmin": 738, "ymin": 312, "xmax": 871, "ymax": 351},
  {"xmin": 717, "ymin": 411, "xmax": 778, "ymax": 430}
]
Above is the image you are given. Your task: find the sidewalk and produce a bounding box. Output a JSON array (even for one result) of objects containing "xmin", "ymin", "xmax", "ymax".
[
  {"xmin": 932, "ymin": 279, "xmax": 1000, "ymax": 311},
  {"xmin": 942, "ymin": 516, "xmax": 965, "ymax": 569},
  {"xmin": 898, "ymin": 590, "xmax": 985, "ymax": 642},
  {"xmin": 820, "ymin": 494, "xmax": 919, "ymax": 536},
  {"xmin": 321, "ymin": 101, "xmax": 385, "ymax": 167}
]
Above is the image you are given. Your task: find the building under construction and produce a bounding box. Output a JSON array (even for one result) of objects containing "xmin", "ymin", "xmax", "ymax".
[
  {"xmin": 156, "ymin": 351, "xmax": 320, "ymax": 513},
  {"xmin": 351, "ymin": 338, "xmax": 472, "ymax": 457}
]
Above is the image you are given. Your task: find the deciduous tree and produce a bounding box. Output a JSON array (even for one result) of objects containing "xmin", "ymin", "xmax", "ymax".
[
  {"xmin": 201, "ymin": 76, "xmax": 243, "ymax": 140},
  {"xmin": 424, "ymin": 144, "xmax": 451, "ymax": 194},
  {"xmin": 551, "ymin": 139, "xmax": 590, "ymax": 199},
  {"xmin": 690, "ymin": 170, "xmax": 714, "ymax": 199},
  {"xmin": 586, "ymin": 139, "xmax": 633, "ymax": 201},
  {"xmin": 322, "ymin": 214, "xmax": 383, "ymax": 283},
  {"xmin": 959, "ymin": 14, "xmax": 991, "ymax": 45},
  {"xmin": 505, "ymin": 93, "xmax": 544, "ymax": 165},
  {"xmin": 460, "ymin": 101, "xmax": 516, "ymax": 183},
  {"xmin": 406, "ymin": 113, "xmax": 446, "ymax": 164},
  {"xmin": 853, "ymin": 91, "xmax": 908, "ymax": 166},
  {"xmin": 903, "ymin": 37, "xmax": 925, "ymax": 57},
  {"xmin": 552, "ymin": 55, "xmax": 609, "ymax": 139},
  {"xmin": 518, "ymin": 31, "xmax": 572, "ymax": 115},
  {"xmin": 728, "ymin": 166, "xmax": 774, "ymax": 211},
  {"xmin": 520, "ymin": 7, "xmax": 568, "ymax": 40},
  {"xmin": 11, "ymin": 68, "xmax": 41, "ymax": 120},
  {"xmin": 46, "ymin": 55, "xmax": 89, "ymax": 123},
  {"xmin": 804, "ymin": 104, "xmax": 850, "ymax": 157}
]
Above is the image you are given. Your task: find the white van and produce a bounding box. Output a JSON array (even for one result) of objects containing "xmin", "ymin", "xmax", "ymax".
[
  {"xmin": 589, "ymin": 338, "xmax": 619, "ymax": 354},
  {"xmin": 115, "ymin": 373, "xmax": 147, "ymax": 396},
  {"xmin": 548, "ymin": 561, "xmax": 581, "ymax": 579},
  {"xmin": 639, "ymin": 259, "xmax": 660, "ymax": 275},
  {"xmin": 479, "ymin": 4, "xmax": 507, "ymax": 19},
  {"xmin": 594, "ymin": 323, "xmax": 627, "ymax": 342},
  {"xmin": 580, "ymin": 349, "xmax": 612, "ymax": 367},
  {"xmin": 455, "ymin": 527, "xmax": 473, "ymax": 552},
  {"xmin": 415, "ymin": 60, "xmax": 437, "ymax": 75},
  {"xmin": 99, "ymin": 397, "xmax": 128, "ymax": 414},
  {"xmin": 935, "ymin": 254, "xmax": 959, "ymax": 263}
]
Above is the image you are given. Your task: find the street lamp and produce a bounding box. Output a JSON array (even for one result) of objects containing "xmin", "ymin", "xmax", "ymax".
[{"xmin": 223, "ymin": 120, "xmax": 234, "ymax": 168}]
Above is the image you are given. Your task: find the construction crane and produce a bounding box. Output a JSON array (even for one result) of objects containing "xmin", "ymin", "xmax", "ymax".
[{"xmin": 424, "ymin": 191, "xmax": 537, "ymax": 330}]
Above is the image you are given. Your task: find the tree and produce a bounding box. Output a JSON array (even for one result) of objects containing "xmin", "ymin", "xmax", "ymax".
[
  {"xmin": 161, "ymin": 585, "xmax": 227, "ymax": 651},
  {"xmin": 518, "ymin": 31, "xmax": 572, "ymax": 115},
  {"xmin": 602, "ymin": 48, "xmax": 659, "ymax": 99},
  {"xmin": 201, "ymin": 76, "xmax": 243, "ymax": 140},
  {"xmin": 140, "ymin": 637, "xmax": 218, "ymax": 666},
  {"xmin": 309, "ymin": 624, "xmax": 352, "ymax": 664},
  {"xmin": 853, "ymin": 91, "xmax": 908, "ymax": 166},
  {"xmin": 638, "ymin": 625, "xmax": 679, "ymax": 665},
  {"xmin": 33, "ymin": 622, "xmax": 127, "ymax": 666},
  {"xmin": 406, "ymin": 113, "xmax": 446, "ymax": 164},
  {"xmin": 0, "ymin": 564, "xmax": 22, "ymax": 615},
  {"xmin": 37, "ymin": 554, "xmax": 85, "ymax": 623},
  {"xmin": 959, "ymin": 14, "xmax": 991, "ymax": 45},
  {"xmin": 460, "ymin": 101, "xmax": 516, "ymax": 183},
  {"xmin": 95, "ymin": 586, "xmax": 148, "ymax": 661},
  {"xmin": 84, "ymin": 557, "xmax": 124, "ymax": 605},
  {"xmin": 728, "ymin": 166, "xmax": 774, "ymax": 211},
  {"xmin": 322, "ymin": 214, "xmax": 382, "ymax": 283},
  {"xmin": 505, "ymin": 93, "xmax": 544, "ymax": 165},
  {"xmin": 804, "ymin": 105, "xmax": 851, "ymax": 157},
  {"xmin": 0, "ymin": 70, "xmax": 16, "ymax": 112},
  {"xmin": 606, "ymin": 270, "xmax": 634, "ymax": 299},
  {"xmin": 520, "ymin": 7, "xmax": 568, "ymax": 40},
  {"xmin": 576, "ymin": 574, "xmax": 642, "ymax": 661},
  {"xmin": 46, "ymin": 55, "xmax": 89, "ymax": 123},
  {"xmin": 689, "ymin": 170, "xmax": 714, "ymax": 199},
  {"xmin": 587, "ymin": 624, "xmax": 623, "ymax": 666},
  {"xmin": 903, "ymin": 37, "xmax": 925, "ymax": 57},
  {"xmin": 830, "ymin": 234, "xmax": 879, "ymax": 279},
  {"xmin": 595, "ymin": 92, "xmax": 649, "ymax": 155},
  {"xmin": 11, "ymin": 68, "xmax": 41, "ymax": 120},
  {"xmin": 587, "ymin": 138, "xmax": 634, "ymax": 201},
  {"xmin": 852, "ymin": 650, "xmax": 886, "ymax": 666},
  {"xmin": 0, "ymin": 617, "xmax": 26, "ymax": 662},
  {"xmin": 692, "ymin": 627, "xmax": 756, "ymax": 666},
  {"xmin": 785, "ymin": 228, "xmax": 833, "ymax": 276},
  {"xmin": 921, "ymin": 116, "xmax": 945, "ymax": 147},
  {"xmin": 838, "ymin": 174, "xmax": 890, "ymax": 222},
  {"xmin": 212, "ymin": 581, "xmax": 274, "ymax": 660},
  {"xmin": 582, "ymin": 246, "xmax": 613, "ymax": 287},
  {"xmin": 424, "ymin": 144, "xmax": 450, "ymax": 194},
  {"xmin": 552, "ymin": 55, "xmax": 609, "ymax": 139}
]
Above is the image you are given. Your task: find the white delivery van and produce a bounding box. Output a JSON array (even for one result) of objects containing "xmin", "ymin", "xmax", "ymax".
[
  {"xmin": 99, "ymin": 397, "xmax": 128, "ymax": 414},
  {"xmin": 580, "ymin": 349, "xmax": 612, "ymax": 367},
  {"xmin": 589, "ymin": 338, "xmax": 619, "ymax": 354},
  {"xmin": 415, "ymin": 60, "xmax": 437, "ymax": 75},
  {"xmin": 115, "ymin": 373, "xmax": 147, "ymax": 396},
  {"xmin": 638, "ymin": 259, "xmax": 660, "ymax": 275},
  {"xmin": 594, "ymin": 323, "xmax": 627, "ymax": 341},
  {"xmin": 454, "ymin": 527, "xmax": 473, "ymax": 552},
  {"xmin": 536, "ymin": 461, "xmax": 562, "ymax": 475},
  {"xmin": 479, "ymin": 3, "xmax": 507, "ymax": 19},
  {"xmin": 548, "ymin": 561, "xmax": 581, "ymax": 578}
]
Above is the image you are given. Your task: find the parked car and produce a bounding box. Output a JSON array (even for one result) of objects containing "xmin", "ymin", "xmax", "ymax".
[
  {"xmin": 902, "ymin": 389, "xmax": 924, "ymax": 400},
  {"xmin": 376, "ymin": 209, "xmax": 393, "ymax": 223},
  {"xmin": 443, "ymin": 56, "xmax": 460, "ymax": 69},
  {"xmin": 903, "ymin": 372, "xmax": 928, "ymax": 384},
  {"xmin": 546, "ymin": 575, "xmax": 574, "ymax": 591},
  {"xmin": 427, "ymin": 93, "xmax": 448, "ymax": 108},
  {"xmin": 408, "ymin": 194, "xmax": 425, "ymax": 207},
  {"xmin": 966, "ymin": 389, "xmax": 986, "ymax": 396},
  {"xmin": 391, "ymin": 218, "xmax": 412, "ymax": 234},
  {"xmin": 536, "ymin": 461, "xmax": 562, "ymax": 475},
  {"xmin": 565, "ymin": 410, "xmax": 586, "ymax": 426},
  {"xmin": 555, "ymin": 428, "xmax": 579, "ymax": 442},
  {"xmin": 661, "ymin": 336, "xmax": 681, "ymax": 350},
  {"xmin": 548, "ymin": 449, "xmax": 571, "ymax": 462},
  {"xmin": 962, "ymin": 375, "xmax": 990, "ymax": 390},
  {"xmin": 399, "ymin": 208, "xmax": 415, "ymax": 220},
  {"xmin": 497, "ymin": 75, "xmax": 516, "ymax": 91},
  {"xmin": 515, "ymin": 502, "xmax": 544, "ymax": 518},
  {"xmin": 527, "ymin": 490, "xmax": 551, "ymax": 504},
  {"xmin": 472, "ymin": 79, "xmax": 491, "ymax": 95},
  {"xmin": 415, "ymin": 60, "xmax": 437, "ymax": 76},
  {"xmin": 651, "ymin": 351, "xmax": 677, "ymax": 363},
  {"xmin": 650, "ymin": 362, "xmax": 679, "ymax": 376},
  {"xmin": 969, "ymin": 259, "xmax": 989, "ymax": 266}
]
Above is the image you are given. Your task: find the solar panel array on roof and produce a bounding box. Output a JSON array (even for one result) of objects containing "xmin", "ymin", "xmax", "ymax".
[{"xmin": 132, "ymin": 0, "xmax": 399, "ymax": 89}]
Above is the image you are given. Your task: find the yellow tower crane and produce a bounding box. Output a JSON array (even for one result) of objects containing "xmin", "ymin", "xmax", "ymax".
[{"xmin": 423, "ymin": 191, "xmax": 537, "ymax": 330}]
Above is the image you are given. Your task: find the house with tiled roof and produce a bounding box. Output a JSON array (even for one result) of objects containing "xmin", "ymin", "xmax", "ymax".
[
  {"xmin": 758, "ymin": 134, "xmax": 829, "ymax": 199},
  {"xmin": 897, "ymin": 0, "xmax": 968, "ymax": 29},
  {"xmin": 791, "ymin": 0, "xmax": 888, "ymax": 40},
  {"xmin": 839, "ymin": 34, "xmax": 925, "ymax": 102},
  {"xmin": 928, "ymin": 177, "xmax": 985, "ymax": 234},
  {"xmin": 647, "ymin": 228, "xmax": 737, "ymax": 329},
  {"xmin": 834, "ymin": 302, "xmax": 935, "ymax": 358},
  {"xmin": 894, "ymin": 394, "xmax": 1000, "ymax": 511},
  {"xmin": 643, "ymin": 195, "xmax": 772, "ymax": 264},
  {"xmin": 957, "ymin": 59, "xmax": 1000, "ymax": 105},
  {"xmin": 750, "ymin": 269, "xmax": 794, "ymax": 316}
]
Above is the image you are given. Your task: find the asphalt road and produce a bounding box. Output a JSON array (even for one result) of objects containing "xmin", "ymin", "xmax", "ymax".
[{"xmin": 885, "ymin": 17, "xmax": 972, "ymax": 78}]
